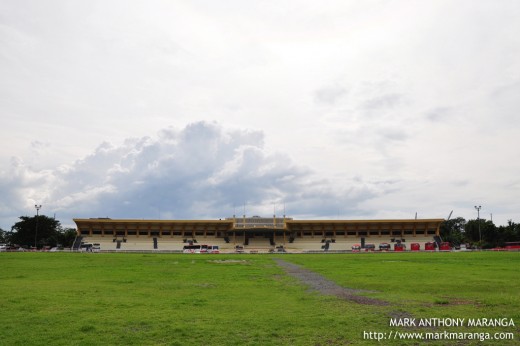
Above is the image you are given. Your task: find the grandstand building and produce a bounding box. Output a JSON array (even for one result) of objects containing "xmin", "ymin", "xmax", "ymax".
[{"xmin": 73, "ymin": 216, "xmax": 444, "ymax": 253}]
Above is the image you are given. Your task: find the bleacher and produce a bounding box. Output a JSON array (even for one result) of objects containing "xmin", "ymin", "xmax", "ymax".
[
  {"xmin": 285, "ymin": 236, "xmax": 437, "ymax": 252},
  {"xmin": 243, "ymin": 237, "xmax": 273, "ymax": 253},
  {"xmin": 324, "ymin": 239, "xmax": 361, "ymax": 251},
  {"xmin": 79, "ymin": 235, "xmax": 118, "ymax": 251},
  {"xmin": 78, "ymin": 234, "xmax": 436, "ymax": 253},
  {"xmin": 153, "ymin": 238, "xmax": 184, "ymax": 251},
  {"xmin": 205, "ymin": 238, "xmax": 234, "ymax": 251},
  {"xmin": 120, "ymin": 238, "xmax": 155, "ymax": 251},
  {"xmin": 79, "ymin": 235, "xmax": 156, "ymax": 251},
  {"xmin": 74, "ymin": 217, "xmax": 444, "ymax": 253},
  {"xmin": 283, "ymin": 238, "xmax": 322, "ymax": 252}
]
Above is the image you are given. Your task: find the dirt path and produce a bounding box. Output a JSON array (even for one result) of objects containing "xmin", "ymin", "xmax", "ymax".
[{"xmin": 274, "ymin": 258, "xmax": 389, "ymax": 306}]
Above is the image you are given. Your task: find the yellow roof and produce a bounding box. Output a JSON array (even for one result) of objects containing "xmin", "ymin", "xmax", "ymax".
[{"xmin": 73, "ymin": 218, "xmax": 444, "ymax": 231}]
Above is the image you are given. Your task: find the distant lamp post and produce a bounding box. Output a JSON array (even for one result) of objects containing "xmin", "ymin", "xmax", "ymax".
[
  {"xmin": 474, "ymin": 205, "xmax": 481, "ymax": 243},
  {"xmin": 34, "ymin": 204, "xmax": 42, "ymax": 249}
]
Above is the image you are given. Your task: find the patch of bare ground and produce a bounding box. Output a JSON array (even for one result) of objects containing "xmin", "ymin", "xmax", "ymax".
[
  {"xmin": 426, "ymin": 297, "xmax": 482, "ymax": 308},
  {"xmin": 274, "ymin": 259, "xmax": 389, "ymax": 306},
  {"xmin": 207, "ymin": 259, "xmax": 249, "ymax": 264}
]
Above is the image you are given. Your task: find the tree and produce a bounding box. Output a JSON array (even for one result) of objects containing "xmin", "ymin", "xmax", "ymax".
[
  {"xmin": 56, "ymin": 227, "xmax": 78, "ymax": 248},
  {"xmin": 515, "ymin": 222, "xmax": 520, "ymax": 241},
  {"xmin": 493, "ymin": 220, "xmax": 520, "ymax": 247},
  {"xmin": 10, "ymin": 215, "xmax": 61, "ymax": 248},
  {"xmin": 0, "ymin": 227, "xmax": 7, "ymax": 243},
  {"xmin": 481, "ymin": 220, "xmax": 497, "ymax": 248},
  {"xmin": 465, "ymin": 219, "xmax": 497, "ymax": 248},
  {"xmin": 440, "ymin": 217, "xmax": 466, "ymax": 246}
]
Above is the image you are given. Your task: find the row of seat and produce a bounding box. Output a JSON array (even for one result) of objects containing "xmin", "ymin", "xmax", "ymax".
[{"xmin": 80, "ymin": 235, "xmax": 435, "ymax": 252}]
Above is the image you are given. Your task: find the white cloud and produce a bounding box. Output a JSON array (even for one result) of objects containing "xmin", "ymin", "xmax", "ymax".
[{"xmin": 0, "ymin": 122, "xmax": 384, "ymax": 228}]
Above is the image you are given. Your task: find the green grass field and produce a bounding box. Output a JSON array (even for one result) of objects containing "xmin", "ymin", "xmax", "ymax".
[{"xmin": 1, "ymin": 252, "xmax": 519, "ymax": 345}]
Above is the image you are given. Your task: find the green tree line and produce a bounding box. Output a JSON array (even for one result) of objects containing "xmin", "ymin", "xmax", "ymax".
[
  {"xmin": 0, "ymin": 215, "xmax": 76, "ymax": 249},
  {"xmin": 440, "ymin": 217, "xmax": 520, "ymax": 249}
]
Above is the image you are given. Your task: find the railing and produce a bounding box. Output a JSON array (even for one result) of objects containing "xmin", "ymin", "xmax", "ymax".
[{"xmin": 233, "ymin": 223, "xmax": 286, "ymax": 229}]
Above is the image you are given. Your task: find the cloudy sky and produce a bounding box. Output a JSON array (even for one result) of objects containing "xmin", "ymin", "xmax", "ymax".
[{"xmin": 1, "ymin": 0, "xmax": 519, "ymax": 229}]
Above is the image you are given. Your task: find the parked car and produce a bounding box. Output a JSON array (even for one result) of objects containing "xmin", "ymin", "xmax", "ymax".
[
  {"xmin": 439, "ymin": 242, "xmax": 451, "ymax": 251},
  {"xmin": 425, "ymin": 242, "xmax": 436, "ymax": 251},
  {"xmin": 379, "ymin": 243, "xmax": 391, "ymax": 251},
  {"xmin": 394, "ymin": 243, "xmax": 406, "ymax": 251},
  {"xmin": 364, "ymin": 244, "xmax": 376, "ymax": 252}
]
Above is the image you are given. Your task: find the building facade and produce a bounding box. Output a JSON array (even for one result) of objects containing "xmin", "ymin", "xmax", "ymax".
[{"xmin": 74, "ymin": 216, "xmax": 444, "ymax": 252}]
